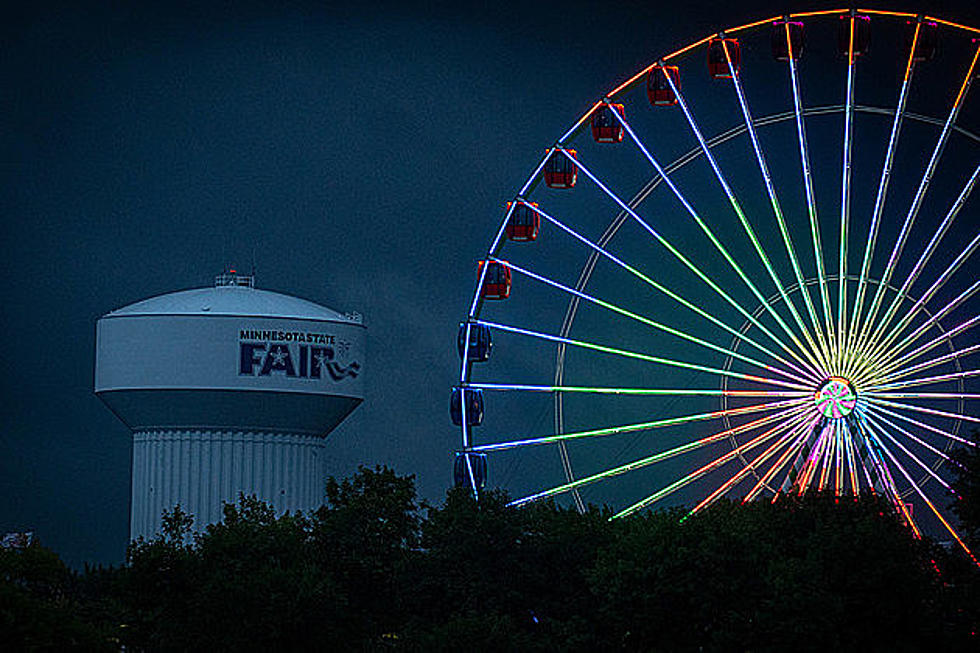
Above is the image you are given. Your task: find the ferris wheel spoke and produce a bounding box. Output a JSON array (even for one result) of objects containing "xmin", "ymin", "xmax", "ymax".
[
  {"xmin": 804, "ymin": 426, "xmax": 829, "ymax": 495},
  {"xmin": 831, "ymin": 423, "xmax": 844, "ymax": 494},
  {"xmin": 776, "ymin": 22, "xmax": 835, "ymax": 367},
  {"xmin": 863, "ymin": 410, "xmax": 959, "ymax": 496},
  {"xmin": 784, "ymin": 29, "xmax": 837, "ymax": 368},
  {"xmin": 612, "ymin": 80, "xmax": 829, "ymax": 375},
  {"xmin": 869, "ymin": 368, "xmax": 980, "ymax": 393},
  {"xmin": 853, "ymin": 429, "xmax": 877, "ymax": 493},
  {"xmin": 743, "ymin": 415, "xmax": 820, "ymax": 502},
  {"xmin": 862, "ymin": 405, "xmax": 963, "ymax": 472},
  {"xmin": 825, "ymin": 422, "xmax": 841, "ymax": 494},
  {"xmin": 851, "ymin": 164, "xmax": 980, "ymax": 379},
  {"xmin": 854, "ymin": 44, "xmax": 980, "ymax": 361},
  {"xmin": 834, "ymin": 421, "xmax": 847, "ymax": 494},
  {"xmin": 865, "ymin": 422, "xmax": 977, "ymax": 565},
  {"xmin": 844, "ymin": 423, "xmax": 860, "ymax": 495},
  {"xmin": 611, "ymin": 410, "xmax": 805, "ymax": 519},
  {"xmin": 836, "ymin": 421, "xmax": 847, "ymax": 495},
  {"xmin": 652, "ymin": 68, "xmax": 828, "ymax": 377},
  {"xmin": 820, "ymin": 424, "xmax": 838, "ymax": 494},
  {"xmin": 494, "ymin": 257, "xmax": 807, "ymax": 383},
  {"xmin": 861, "ymin": 232, "xmax": 980, "ymax": 370},
  {"xmin": 564, "ymin": 149, "xmax": 825, "ymax": 380},
  {"xmin": 475, "ymin": 319, "xmax": 814, "ymax": 391},
  {"xmin": 856, "ymin": 421, "xmax": 922, "ymax": 536},
  {"xmin": 793, "ymin": 422, "xmax": 830, "ymax": 495},
  {"xmin": 686, "ymin": 411, "xmax": 818, "ymax": 517},
  {"xmin": 818, "ymin": 421, "xmax": 838, "ymax": 493},
  {"xmin": 774, "ymin": 420, "xmax": 824, "ymax": 496},
  {"xmin": 797, "ymin": 423, "xmax": 824, "ymax": 494},
  {"xmin": 848, "ymin": 21, "xmax": 921, "ymax": 374},
  {"xmin": 851, "ymin": 421, "xmax": 882, "ymax": 494},
  {"xmin": 507, "ymin": 404, "xmax": 810, "ymax": 507},
  {"xmin": 470, "ymin": 396, "xmax": 809, "ymax": 454},
  {"xmin": 467, "ymin": 383, "xmax": 807, "ymax": 398},
  {"xmin": 882, "ymin": 280, "xmax": 980, "ymax": 370},
  {"xmin": 523, "ymin": 202, "xmax": 818, "ymax": 381},
  {"xmin": 863, "ymin": 232, "xmax": 980, "ymax": 373},
  {"xmin": 872, "ymin": 392, "xmax": 980, "ymax": 400},
  {"xmin": 861, "ymin": 401, "xmax": 977, "ymax": 447},
  {"xmin": 872, "ymin": 314, "xmax": 980, "ymax": 385},
  {"xmin": 865, "ymin": 397, "xmax": 980, "ymax": 427},
  {"xmin": 870, "ymin": 343, "xmax": 980, "ymax": 387},
  {"xmin": 720, "ymin": 40, "xmax": 833, "ymax": 371},
  {"xmin": 837, "ymin": 14, "xmax": 860, "ymax": 371}
]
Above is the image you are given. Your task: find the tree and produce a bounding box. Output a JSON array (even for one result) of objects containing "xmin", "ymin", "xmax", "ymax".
[
  {"xmin": 402, "ymin": 487, "xmax": 607, "ymax": 650},
  {"xmin": 0, "ymin": 538, "xmax": 113, "ymax": 650},
  {"xmin": 310, "ymin": 464, "xmax": 423, "ymax": 645},
  {"xmin": 120, "ymin": 498, "xmax": 348, "ymax": 651},
  {"xmin": 590, "ymin": 494, "xmax": 944, "ymax": 651},
  {"xmin": 12, "ymin": 465, "xmax": 980, "ymax": 649}
]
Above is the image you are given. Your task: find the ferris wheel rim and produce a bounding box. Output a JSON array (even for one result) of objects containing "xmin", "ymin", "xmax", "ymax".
[{"xmin": 454, "ymin": 8, "xmax": 980, "ymax": 564}]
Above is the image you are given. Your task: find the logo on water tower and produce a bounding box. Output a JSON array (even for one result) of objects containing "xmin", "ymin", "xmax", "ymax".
[{"xmin": 237, "ymin": 328, "xmax": 360, "ymax": 381}]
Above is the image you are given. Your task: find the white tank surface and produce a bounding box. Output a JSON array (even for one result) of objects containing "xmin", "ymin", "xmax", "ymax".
[{"xmin": 95, "ymin": 272, "xmax": 365, "ymax": 541}]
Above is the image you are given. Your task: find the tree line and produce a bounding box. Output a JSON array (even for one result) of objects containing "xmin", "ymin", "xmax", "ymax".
[{"xmin": 3, "ymin": 447, "xmax": 980, "ymax": 651}]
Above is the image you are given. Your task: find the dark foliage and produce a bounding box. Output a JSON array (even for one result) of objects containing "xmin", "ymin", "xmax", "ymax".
[
  {"xmin": 3, "ymin": 466, "xmax": 979, "ymax": 651},
  {"xmin": 0, "ymin": 539, "xmax": 115, "ymax": 650}
]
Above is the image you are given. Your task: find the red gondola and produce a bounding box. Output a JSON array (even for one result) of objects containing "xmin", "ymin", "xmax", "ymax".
[
  {"xmin": 647, "ymin": 64, "xmax": 680, "ymax": 106},
  {"xmin": 505, "ymin": 201, "xmax": 540, "ymax": 242},
  {"xmin": 543, "ymin": 149, "xmax": 577, "ymax": 188},
  {"xmin": 837, "ymin": 15, "xmax": 871, "ymax": 60},
  {"xmin": 771, "ymin": 20, "xmax": 804, "ymax": 61},
  {"xmin": 905, "ymin": 20, "xmax": 938, "ymax": 62},
  {"xmin": 707, "ymin": 37, "xmax": 740, "ymax": 79},
  {"xmin": 590, "ymin": 103, "xmax": 625, "ymax": 143},
  {"xmin": 478, "ymin": 260, "xmax": 512, "ymax": 300}
]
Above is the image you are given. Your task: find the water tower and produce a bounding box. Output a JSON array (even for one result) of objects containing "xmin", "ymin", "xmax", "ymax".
[{"xmin": 95, "ymin": 272, "xmax": 365, "ymax": 541}]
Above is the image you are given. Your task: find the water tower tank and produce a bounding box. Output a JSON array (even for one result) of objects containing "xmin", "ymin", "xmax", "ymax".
[{"xmin": 95, "ymin": 272, "xmax": 365, "ymax": 541}]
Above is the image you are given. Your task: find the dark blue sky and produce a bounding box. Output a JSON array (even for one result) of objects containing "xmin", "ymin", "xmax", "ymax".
[{"xmin": 2, "ymin": 0, "xmax": 979, "ymax": 566}]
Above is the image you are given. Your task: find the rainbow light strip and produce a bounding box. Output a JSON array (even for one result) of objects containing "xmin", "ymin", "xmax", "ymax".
[
  {"xmin": 563, "ymin": 148, "xmax": 825, "ymax": 381},
  {"xmin": 508, "ymin": 405, "xmax": 810, "ymax": 507}
]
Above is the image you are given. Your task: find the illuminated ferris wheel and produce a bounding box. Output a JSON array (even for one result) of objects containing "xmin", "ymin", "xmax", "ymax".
[{"xmin": 452, "ymin": 9, "xmax": 980, "ymax": 564}]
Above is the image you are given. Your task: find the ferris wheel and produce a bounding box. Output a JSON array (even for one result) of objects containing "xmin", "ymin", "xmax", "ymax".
[{"xmin": 452, "ymin": 8, "xmax": 980, "ymax": 564}]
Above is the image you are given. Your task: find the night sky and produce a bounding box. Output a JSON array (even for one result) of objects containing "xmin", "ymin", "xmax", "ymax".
[{"xmin": 3, "ymin": 0, "xmax": 980, "ymax": 567}]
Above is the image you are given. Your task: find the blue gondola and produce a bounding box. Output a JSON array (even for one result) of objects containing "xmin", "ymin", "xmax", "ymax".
[
  {"xmin": 450, "ymin": 387, "xmax": 484, "ymax": 427},
  {"xmin": 453, "ymin": 452, "xmax": 488, "ymax": 489},
  {"xmin": 457, "ymin": 323, "xmax": 492, "ymax": 362}
]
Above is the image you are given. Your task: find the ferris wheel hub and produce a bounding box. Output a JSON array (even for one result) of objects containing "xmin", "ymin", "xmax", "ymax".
[{"xmin": 815, "ymin": 377, "xmax": 858, "ymax": 419}]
